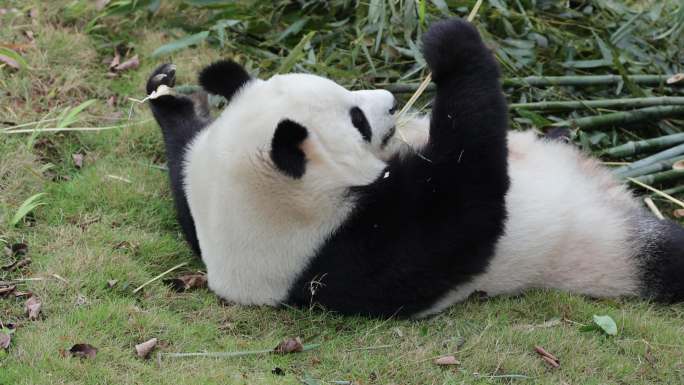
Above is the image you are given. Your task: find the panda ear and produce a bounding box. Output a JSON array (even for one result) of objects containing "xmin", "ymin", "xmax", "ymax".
[
  {"xmin": 198, "ymin": 60, "xmax": 251, "ymax": 102},
  {"xmin": 270, "ymin": 120, "xmax": 308, "ymax": 179}
]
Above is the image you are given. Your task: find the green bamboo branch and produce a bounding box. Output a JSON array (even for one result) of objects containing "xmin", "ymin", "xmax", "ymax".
[
  {"xmin": 633, "ymin": 169, "xmax": 684, "ymax": 185},
  {"xmin": 509, "ymin": 96, "xmax": 684, "ymax": 111},
  {"xmin": 602, "ymin": 133, "xmax": 684, "ymax": 158},
  {"xmin": 614, "ymin": 142, "xmax": 684, "ymax": 176},
  {"xmin": 551, "ymin": 106, "xmax": 684, "ymax": 130},
  {"xmin": 617, "ymin": 155, "xmax": 684, "ymax": 178},
  {"xmin": 385, "ymin": 74, "xmax": 681, "ymax": 93}
]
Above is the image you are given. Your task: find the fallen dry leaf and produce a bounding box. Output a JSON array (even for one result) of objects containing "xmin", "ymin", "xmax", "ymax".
[
  {"xmin": 667, "ymin": 73, "xmax": 684, "ymax": 85},
  {"xmin": 534, "ymin": 345, "xmax": 560, "ymax": 368},
  {"xmin": 107, "ymin": 279, "xmax": 118, "ymax": 288},
  {"xmin": 0, "ymin": 285, "xmax": 16, "ymax": 297},
  {"xmin": 135, "ymin": 337, "xmax": 157, "ymax": 358},
  {"xmin": 68, "ymin": 343, "xmax": 98, "ymax": 359},
  {"xmin": 0, "ymin": 54, "xmax": 20, "ymax": 69},
  {"xmin": 434, "ymin": 355, "xmax": 460, "ymax": 366},
  {"xmin": 72, "ymin": 153, "xmax": 84, "ymax": 169},
  {"xmin": 165, "ymin": 273, "xmax": 207, "ymax": 292},
  {"xmin": 274, "ymin": 337, "xmax": 304, "ymax": 354},
  {"xmin": 75, "ymin": 294, "xmax": 88, "ymax": 306},
  {"xmin": 0, "ymin": 332, "xmax": 10, "ymax": 350},
  {"xmin": 114, "ymin": 55, "xmax": 139, "ymax": 72},
  {"xmin": 95, "ymin": 0, "xmax": 111, "ymax": 11},
  {"xmin": 674, "ymin": 209, "xmax": 684, "ymax": 218},
  {"xmin": 673, "ymin": 160, "xmax": 684, "ymax": 170},
  {"xmin": 1, "ymin": 258, "xmax": 31, "ymax": 272},
  {"xmin": 108, "ymin": 50, "xmax": 121, "ymax": 71},
  {"xmin": 25, "ymin": 296, "xmax": 42, "ymax": 320}
]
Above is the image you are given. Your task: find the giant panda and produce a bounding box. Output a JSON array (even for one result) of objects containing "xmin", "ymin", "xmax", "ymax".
[{"xmin": 146, "ymin": 19, "xmax": 684, "ymax": 318}]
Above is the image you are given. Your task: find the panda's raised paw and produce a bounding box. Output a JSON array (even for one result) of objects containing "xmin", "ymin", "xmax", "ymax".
[
  {"xmin": 146, "ymin": 63, "xmax": 177, "ymax": 95},
  {"xmin": 421, "ymin": 19, "xmax": 491, "ymax": 82}
]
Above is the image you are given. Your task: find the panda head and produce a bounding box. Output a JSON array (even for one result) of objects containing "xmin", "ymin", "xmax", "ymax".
[{"xmin": 199, "ymin": 61, "xmax": 399, "ymax": 194}]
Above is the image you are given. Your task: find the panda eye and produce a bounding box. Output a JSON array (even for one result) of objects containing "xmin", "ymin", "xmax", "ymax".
[{"xmin": 350, "ymin": 107, "xmax": 372, "ymax": 142}]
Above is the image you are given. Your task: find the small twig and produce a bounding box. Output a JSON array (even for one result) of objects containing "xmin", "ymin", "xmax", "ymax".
[
  {"xmin": 2, "ymin": 119, "xmax": 152, "ymax": 134},
  {"xmin": 344, "ymin": 344, "xmax": 393, "ymax": 352},
  {"xmin": 159, "ymin": 343, "xmax": 320, "ymax": 360},
  {"xmin": 106, "ymin": 175, "xmax": 132, "ymax": 183},
  {"xmin": 627, "ymin": 178, "xmax": 684, "ymax": 209},
  {"xmin": 133, "ymin": 262, "xmax": 189, "ymax": 294},
  {"xmin": 644, "ymin": 197, "xmax": 665, "ymax": 220}
]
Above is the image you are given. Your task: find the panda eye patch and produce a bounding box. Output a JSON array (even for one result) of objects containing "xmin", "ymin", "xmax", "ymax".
[{"xmin": 350, "ymin": 107, "xmax": 372, "ymax": 142}]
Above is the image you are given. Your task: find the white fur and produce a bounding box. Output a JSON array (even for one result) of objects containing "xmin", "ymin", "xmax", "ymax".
[
  {"xmin": 417, "ymin": 131, "xmax": 645, "ymax": 317},
  {"xmin": 184, "ymin": 74, "xmax": 396, "ymax": 305}
]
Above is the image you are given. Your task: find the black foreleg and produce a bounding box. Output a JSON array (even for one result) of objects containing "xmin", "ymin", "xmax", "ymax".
[{"xmin": 147, "ymin": 64, "xmax": 209, "ymax": 256}]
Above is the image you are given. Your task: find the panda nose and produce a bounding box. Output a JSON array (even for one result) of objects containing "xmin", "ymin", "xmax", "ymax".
[{"xmin": 388, "ymin": 97, "xmax": 398, "ymax": 115}]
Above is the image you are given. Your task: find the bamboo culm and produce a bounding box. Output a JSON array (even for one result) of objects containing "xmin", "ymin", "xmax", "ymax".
[
  {"xmin": 617, "ymin": 155, "xmax": 684, "ymax": 179},
  {"xmin": 552, "ymin": 106, "xmax": 684, "ymax": 130},
  {"xmin": 509, "ymin": 96, "xmax": 684, "ymax": 111},
  {"xmin": 385, "ymin": 74, "xmax": 681, "ymax": 94},
  {"xmin": 614, "ymin": 142, "xmax": 684, "ymax": 176},
  {"xmin": 660, "ymin": 185, "xmax": 684, "ymax": 196},
  {"xmin": 633, "ymin": 169, "xmax": 684, "ymax": 185},
  {"xmin": 602, "ymin": 133, "xmax": 684, "ymax": 158}
]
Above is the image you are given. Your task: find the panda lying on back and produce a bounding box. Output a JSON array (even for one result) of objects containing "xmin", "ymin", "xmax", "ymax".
[{"xmin": 146, "ymin": 19, "xmax": 684, "ymax": 317}]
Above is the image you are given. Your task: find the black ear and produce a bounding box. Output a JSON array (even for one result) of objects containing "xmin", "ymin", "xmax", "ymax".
[
  {"xmin": 198, "ymin": 60, "xmax": 251, "ymax": 102},
  {"xmin": 270, "ymin": 120, "xmax": 308, "ymax": 179}
]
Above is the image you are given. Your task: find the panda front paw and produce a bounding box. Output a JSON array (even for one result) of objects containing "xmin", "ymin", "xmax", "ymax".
[
  {"xmin": 146, "ymin": 63, "xmax": 177, "ymax": 95},
  {"xmin": 421, "ymin": 19, "xmax": 493, "ymax": 82}
]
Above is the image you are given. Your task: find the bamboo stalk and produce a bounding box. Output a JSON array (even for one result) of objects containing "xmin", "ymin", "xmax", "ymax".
[
  {"xmin": 510, "ymin": 96, "xmax": 684, "ymax": 111},
  {"xmin": 661, "ymin": 185, "xmax": 684, "ymax": 196},
  {"xmin": 633, "ymin": 169, "xmax": 684, "ymax": 185},
  {"xmin": 551, "ymin": 106, "xmax": 684, "ymax": 130},
  {"xmin": 603, "ymin": 133, "xmax": 684, "ymax": 158},
  {"xmin": 644, "ymin": 197, "xmax": 665, "ymax": 220},
  {"xmin": 617, "ymin": 155, "xmax": 684, "ymax": 178},
  {"xmin": 614, "ymin": 143, "xmax": 684, "ymax": 176},
  {"xmin": 385, "ymin": 74, "xmax": 681, "ymax": 93}
]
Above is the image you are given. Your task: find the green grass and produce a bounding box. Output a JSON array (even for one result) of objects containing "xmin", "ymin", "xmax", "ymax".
[{"xmin": 1, "ymin": 1, "xmax": 684, "ymax": 384}]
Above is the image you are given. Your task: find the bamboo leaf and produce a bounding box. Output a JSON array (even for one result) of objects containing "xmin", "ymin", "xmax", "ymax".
[
  {"xmin": 276, "ymin": 31, "xmax": 315, "ymax": 74},
  {"xmin": 0, "ymin": 47, "xmax": 29, "ymax": 70},
  {"xmin": 152, "ymin": 31, "xmax": 210, "ymax": 57},
  {"xmin": 11, "ymin": 193, "xmax": 47, "ymax": 227},
  {"xmin": 57, "ymin": 99, "xmax": 97, "ymax": 129}
]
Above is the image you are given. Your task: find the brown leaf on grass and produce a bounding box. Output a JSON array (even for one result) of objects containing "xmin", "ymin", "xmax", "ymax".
[
  {"xmin": 72, "ymin": 153, "xmax": 84, "ymax": 169},
  {"xmin": 23, "ymin": 30, "xmax": 35, "ymax": 44},
  {"xmin": 135, "ymin": 337, "xmax": 157, "ymax": 358},
  {"xmin": 274, "ymin": 337, "xmax": 304, "ymax": 354},
  {"xmin": 674, "ymin": 209, "xmax": 684, "ymax": 218},
  {"xmin": 25, "ymin": 296, "xmax": 41, "ymax": 320},
  {"xmin": 0, "ymin": 285, "xmax": 16, "ymax": 297},
  {"xmin": 114, "ymin": 55, "xmax": 139, "ymax": 72},
  {"xmin": 0, "ymin": 54, "xmax": 20, "ymax": 69},
  {"xmin": 1, "ymin": 258, "xmax": 31, "ymax": 272},
  {"xmin": 0, "ymin": 332, "xmax": 10, "ymax": 350},
  {"xmin": 107, "ymin": 279, "xmax": 118, "ymax": 288},
  {"xmin": 434, "ymin": 355, "xmax": 460, "ymax": 366},
  {"xmin": 67, "ymin": 343, "xmax": 98, "ymax": 359},
  {"xmin": 107, "ymin": 95, "xmax": 117, "ymax": 108},
  {"xmin": 534, "ymin": 346, "xmax": 560, "ymax": 368},
  {"xmin": 164, "ymin": 273, "xmax": 207, "ymax": 292},
  {"xmin": 96, "ymin": 0, "xmax": 111, "ymax": 11},
  {"xmin": 673, "ymin": 160, "xmax": 684, "ymax": 171},
  {"xmin": 108, "ymin": 50, "xmax": 121, "ymax": 71}
]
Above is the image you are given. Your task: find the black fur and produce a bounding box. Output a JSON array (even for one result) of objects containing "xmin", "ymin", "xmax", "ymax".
[
  {"xmin": 146, "ymin": 63, "xmax": 206, "ymax": 256},
  {"xmin": 270, "ymin": 120, "xmax": 309, "ymax": 179},
  {"xmin": 350, "ymin": 107, "xmax": 372, "ymax": 142},
  {"xmin": 286, "ymin": 19, "xmax": 510, "ymax": 317},
  {"xmin": 641, "ymin": 219, "xmax": 684, "ymax": 302},
  {"xmin": 198, "ymin": 59, "xmax": 251, "ymax": 101}
]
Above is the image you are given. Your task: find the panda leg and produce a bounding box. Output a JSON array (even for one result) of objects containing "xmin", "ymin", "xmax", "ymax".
[{"xmin": 146, "ymin": 63, "xmax": 206, "ymax": 256}]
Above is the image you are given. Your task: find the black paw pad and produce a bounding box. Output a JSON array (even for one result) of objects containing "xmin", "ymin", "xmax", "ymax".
[{"xmin": 146, "ymin": 63, "xmax": 177, "ymax": 95}]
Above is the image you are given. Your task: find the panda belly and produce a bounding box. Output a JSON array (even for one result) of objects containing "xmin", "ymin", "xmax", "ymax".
[{"xmin": 417, "ymin": 131, "xmax": 644, "ymax": 317}]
